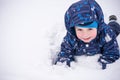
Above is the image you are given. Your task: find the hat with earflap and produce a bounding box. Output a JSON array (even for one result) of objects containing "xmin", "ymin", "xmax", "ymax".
[
  {"xmin": 64, "ymin": 0, "xmax": 104, "ymax": 32},
  {"xmin": 75, "ymin": 21, "xmax": 98, "ymax": 29}
]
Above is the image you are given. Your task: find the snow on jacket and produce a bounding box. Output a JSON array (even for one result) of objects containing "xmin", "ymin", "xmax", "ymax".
[{"xmin": 55, "ymin": 0, "xmax": 119, "ymax": 69}]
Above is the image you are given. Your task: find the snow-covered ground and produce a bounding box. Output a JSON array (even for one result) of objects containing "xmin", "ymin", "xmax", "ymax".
[{"xmin": 0, "ymin": 0, "xmax": 120, "ymax": 80}]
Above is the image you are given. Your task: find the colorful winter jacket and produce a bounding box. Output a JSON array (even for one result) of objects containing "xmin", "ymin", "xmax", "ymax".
[
  {"xmin": 108, "ymin": 21, "xmax": 120, "ymax": 36},
  {"xmin": 55, "ymin": 0, "xmax": 119, "ymax": 69}
]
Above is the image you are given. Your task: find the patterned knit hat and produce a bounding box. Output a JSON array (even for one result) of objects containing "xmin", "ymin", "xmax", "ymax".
[
  {"xmin": 76, "ymin": 21, "xmax": 98, "ymax": 28},
  {"xmin": 64, "ymin": 0, "xmax": 104, "ymax": 31}
]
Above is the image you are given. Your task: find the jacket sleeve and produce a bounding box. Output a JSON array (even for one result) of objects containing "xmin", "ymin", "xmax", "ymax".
[
  {"xmin": 98, "ymin": 25, "xmax": 119, "ymax": 69},
  {"xmin": 55, "ymin": 32, "xmax": 76, "ymax": 67}
]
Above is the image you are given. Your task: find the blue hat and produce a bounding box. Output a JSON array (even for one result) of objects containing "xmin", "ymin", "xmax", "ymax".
[
  {"xmin": 64, "ymin": 0, "xmax": 104, "ymax": 32},
  {"xmin": 76, "ymin": 21, "xmax": 98, "ymax": 28}
]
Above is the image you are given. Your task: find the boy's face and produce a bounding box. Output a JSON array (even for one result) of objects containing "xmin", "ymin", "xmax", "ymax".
[{"xmin": 75, "ymin": 27, "xmax": 97, "ymax": 43}]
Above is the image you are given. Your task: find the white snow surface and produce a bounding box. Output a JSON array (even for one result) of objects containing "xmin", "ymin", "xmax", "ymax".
[{"xmin": 0, "ymin": 0, "xmax": 120, "ymax": 80}]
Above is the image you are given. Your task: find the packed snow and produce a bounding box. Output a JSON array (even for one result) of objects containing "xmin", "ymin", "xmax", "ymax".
[{"xmin": 0, "ymin": 0, "xmax": 120, "ymax": 80}]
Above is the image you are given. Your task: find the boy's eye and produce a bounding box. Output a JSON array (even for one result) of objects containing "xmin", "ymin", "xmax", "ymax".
[
  {"xmin": 88, "ymin": 28, "xmax": 93, "ymax": 30},
  {"xmin": 78, "ymin": 29, "xmax": 82, "ymax": 31}
]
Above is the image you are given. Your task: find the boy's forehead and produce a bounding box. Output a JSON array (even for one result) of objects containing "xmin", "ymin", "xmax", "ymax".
[{"xmin": 75, "ymin": 26, "xmax": 97, "ymax": 29}]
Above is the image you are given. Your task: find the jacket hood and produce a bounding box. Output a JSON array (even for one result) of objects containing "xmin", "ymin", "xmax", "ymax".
[{"xmin": 64, "ymin": 0, "xmax": 104, "ymax": 34}]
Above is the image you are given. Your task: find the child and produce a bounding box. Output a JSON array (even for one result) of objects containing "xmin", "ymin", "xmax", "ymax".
[{"xmin": 54, "ymin": 0, "xmax": 120, "ymax": 69}]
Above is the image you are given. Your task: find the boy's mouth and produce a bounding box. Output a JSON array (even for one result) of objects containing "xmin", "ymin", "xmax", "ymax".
[
  {"xmin": 83, "ymin": 37, "xmax": 91, "ymax": 40},
  {"xmin": 82, "ymin": 37, "xmax": 92, "ymax": 42}
]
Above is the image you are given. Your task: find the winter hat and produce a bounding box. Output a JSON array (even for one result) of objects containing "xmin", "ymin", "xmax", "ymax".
[
  {"xmin": 76, "ymin": 21, "xmax": 98, "ymax": 28},
  {"xmin": 64, "ymin": 0, "xmax": 104, "ymax": 32}
]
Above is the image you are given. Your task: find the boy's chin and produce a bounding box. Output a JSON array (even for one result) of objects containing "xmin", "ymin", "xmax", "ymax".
[{"xmin": 82, "ymin": 40, "xmax": 92, "ymax": 43}]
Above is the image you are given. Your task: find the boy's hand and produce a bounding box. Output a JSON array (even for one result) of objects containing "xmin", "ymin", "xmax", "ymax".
[
  {"xmin": 98, "ymin": 57, "xmax": 107, "ymax": 70},
  {"xmin": 101, "ymin": 63, "xmax": 107, "ymax": 69},
  {"xmin": 53, "ymin": 57, "xmax": 72, "ymax": 67}
]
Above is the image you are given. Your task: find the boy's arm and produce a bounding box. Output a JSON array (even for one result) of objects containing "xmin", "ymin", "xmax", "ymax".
[
  {"xmin": 98, "ymin": 27, "xmax": 120, "ymax": 69},
  {"xmin": 54, "ymin": 32, "xmax": 76, "ymax": 67}
]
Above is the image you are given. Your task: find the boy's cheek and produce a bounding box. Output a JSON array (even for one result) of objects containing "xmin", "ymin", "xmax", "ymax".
[
  {"xmin": 76, "ymin": 33, "xmax": 82, "ymax": 40},
  {"xmin": 91, "ymin": 32, "xmax": 97, "ymax": 39}
]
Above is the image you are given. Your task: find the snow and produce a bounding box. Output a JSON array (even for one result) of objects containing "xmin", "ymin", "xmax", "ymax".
[{"xmin": 0, "ymin": 0, "xmax": 120, "ymax": 80}]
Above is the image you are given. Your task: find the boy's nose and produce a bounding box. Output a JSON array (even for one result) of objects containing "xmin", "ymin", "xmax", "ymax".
[{"xmin": 82, "ymin": 32, "xmax": 89, "ymax": 38}]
